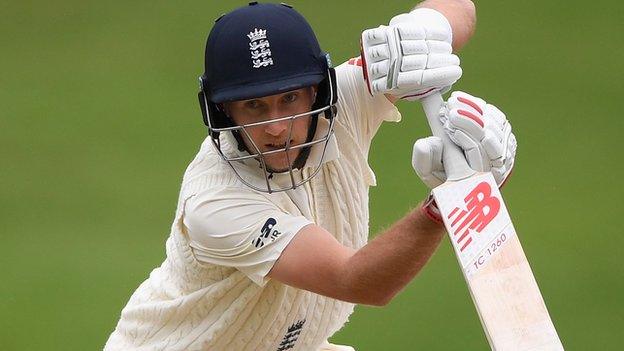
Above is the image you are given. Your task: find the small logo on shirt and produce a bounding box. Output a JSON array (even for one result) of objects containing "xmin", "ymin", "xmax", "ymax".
[
  {"xmin": 248, "ymin": 28, "xmax": 273, "ymax": 69},
  {"xmin": 252, "ymin": 218, "xmax": 281, "ymax": 248},
  {"xmin": 276, "ymin": 319, "xmax": 306, "ymax": 351}
]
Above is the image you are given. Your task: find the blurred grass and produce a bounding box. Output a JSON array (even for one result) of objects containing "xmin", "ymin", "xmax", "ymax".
[{"xmin": 1, "ymin": 0, "xmax": 623, "ymax": 350}]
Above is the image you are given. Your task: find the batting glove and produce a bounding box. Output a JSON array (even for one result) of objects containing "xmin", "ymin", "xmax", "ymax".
[
  {"xmin": 360, "ymin": 8, "xmax": 462, "ymax": 101},
  {"xmin": 413, "ymin": 92, "xmax": 517, "ymax": 222}
]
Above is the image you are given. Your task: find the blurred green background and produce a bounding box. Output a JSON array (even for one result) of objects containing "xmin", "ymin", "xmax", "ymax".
[{"xmin": 1, "ymin": 0, "xmax": 622, "ymax": 349}]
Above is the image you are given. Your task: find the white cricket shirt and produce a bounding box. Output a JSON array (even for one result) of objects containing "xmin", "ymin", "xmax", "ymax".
[{"xmin": 104, "ymin": 58, "xmax": 401, "ymax": 351}]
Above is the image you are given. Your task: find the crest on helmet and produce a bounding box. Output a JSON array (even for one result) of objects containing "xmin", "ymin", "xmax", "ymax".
[{"xmin": 247, "ymin": 28, "xmax": 273, "ymax": 68}]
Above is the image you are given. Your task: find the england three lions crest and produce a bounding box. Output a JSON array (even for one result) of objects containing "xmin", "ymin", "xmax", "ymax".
[{"xmin": 248, "ymin": 28, "xmax": 273, "ymax": 68}]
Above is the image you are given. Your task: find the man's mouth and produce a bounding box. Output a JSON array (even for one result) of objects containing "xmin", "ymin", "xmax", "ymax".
[{"xmin": 265, "ymin": 140, "xmax": 294, "ymax": 151}]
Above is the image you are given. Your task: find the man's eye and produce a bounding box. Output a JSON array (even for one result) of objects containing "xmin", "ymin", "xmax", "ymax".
[
  {"xmin": 245, "ymin": 100, "xmax": 261, "ymax": 109},
  {"xmin": 283, "ymin": 93, "xmax": 298, "ymax": 103}
]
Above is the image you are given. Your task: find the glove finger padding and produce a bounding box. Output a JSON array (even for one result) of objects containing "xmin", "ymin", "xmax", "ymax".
[
  {"xmin": 368, "ymin": 61, "xmax": 390, "ymax": 80},
  {"xmin": 495, "ymin": 129, "xmax": 517, "ymax": 185},
  {"xmin": 394, "ymin": 22, "xmax": 427, "ymax": 40},
  {"xmin": 400, "ymin": 40, "xmax": 429, "ymax": 55},
  {"xmin": 443, "ymin": 91, "xmax": 517, "ymax": 187},
  {"xmin": 412, "ymin": 136, "xmax": 446, "ymax": 189},
  {"xmin": 426, "ymin": 53, "xmax": 460, "ymax": 69},
  {"xmin": 419, "ymin": 66, "xmax": 462, "ymax": 90},
  {"xmin": 400, "ymin": 55, "xmax": 427, "ymax": 71},
  {"xmin": 361, "ymin": 27, "xmax": 387, "ymax": 47}
]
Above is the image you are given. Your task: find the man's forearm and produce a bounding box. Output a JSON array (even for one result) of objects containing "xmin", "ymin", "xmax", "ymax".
[
  {"xmin": 342, "ymin": 204, "xmax": 446, "ymax": 306},
  {"xmin": 416, "ymin": 0, "xmax": 476, "ymax": 50}
]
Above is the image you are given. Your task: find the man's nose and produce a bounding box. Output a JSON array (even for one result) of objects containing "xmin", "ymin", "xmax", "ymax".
[{"xmin": 264, "ymin": 110, "xmax": 290, "ymax": 137}]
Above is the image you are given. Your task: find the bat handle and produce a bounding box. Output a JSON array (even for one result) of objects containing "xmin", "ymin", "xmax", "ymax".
[{"xmin": 421, "ymin": 92, "xmax": 476, "ymax": 181}]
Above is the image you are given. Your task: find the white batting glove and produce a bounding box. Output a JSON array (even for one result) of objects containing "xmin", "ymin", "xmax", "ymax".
[
  {"xmin": 360, "ymin": 8, "xmax": 462, "ymax": 100},
  {"xmin": 414, "ymin": 92, "xmax": 517, "ymax": 223},
  {"xmin": 412, "ymin": 91, "xmax": 517, "ymax": 189}
]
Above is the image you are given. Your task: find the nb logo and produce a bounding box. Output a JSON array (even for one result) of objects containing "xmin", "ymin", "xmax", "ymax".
[
  {"xmin": 447, "ymin": 182, "xmax": 500, "ymax": 252},
  {"xmin": 252, "ymin": 218, "xmax": 281, "ymax": 248}
]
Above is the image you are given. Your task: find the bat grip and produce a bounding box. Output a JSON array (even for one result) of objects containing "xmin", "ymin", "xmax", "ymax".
[{"xmin": 421, "ymin": 92, "xmax": 476, "ymax": 181}]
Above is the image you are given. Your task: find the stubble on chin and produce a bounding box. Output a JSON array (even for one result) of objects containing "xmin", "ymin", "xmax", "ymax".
[{"xmin": 263, "ymin": 149, "xmax": 302, "ymax": 173}]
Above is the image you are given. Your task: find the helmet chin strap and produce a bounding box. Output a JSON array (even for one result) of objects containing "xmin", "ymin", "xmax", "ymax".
[
  {"xmin": 232, "ymin": 130, "xmax": 249, "ymax": 153},
  {"xmin": 216, "ymin": 103, "xmax": 249, "ymax": 153},
  {"xmin": 290, "ymin": 113, "xmax": 318, "ymax": 170}
]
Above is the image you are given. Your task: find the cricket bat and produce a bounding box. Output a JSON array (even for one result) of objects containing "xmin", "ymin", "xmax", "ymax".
[{"xmin": 421, "ymin": 93, "xmax": 563, "ymax": 350}]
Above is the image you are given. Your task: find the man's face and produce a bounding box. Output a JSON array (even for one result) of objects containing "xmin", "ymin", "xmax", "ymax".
[{"xmin": 224, "ymin": 86, "xmax": 317, "ymax": 173}]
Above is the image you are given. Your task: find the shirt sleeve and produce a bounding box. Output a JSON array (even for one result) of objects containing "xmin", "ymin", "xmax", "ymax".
[
  {"xmin": 183, "ymin": 187, "xmax": 313, "ymax": 286},
  {"xmin": 335, "ymin": 57, "xmax": 402, "ymax": 147}
]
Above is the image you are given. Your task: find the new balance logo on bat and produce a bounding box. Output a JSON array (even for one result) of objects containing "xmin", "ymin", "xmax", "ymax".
[{"xmin": 447, "ymin": 182, "xmax": 500, "ymax": 252}]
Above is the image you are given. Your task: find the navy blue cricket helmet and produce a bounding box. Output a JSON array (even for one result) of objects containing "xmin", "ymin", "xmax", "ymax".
[{"xmin": 198, "ymin": 1, "xmax": 337, "ymax": 136}]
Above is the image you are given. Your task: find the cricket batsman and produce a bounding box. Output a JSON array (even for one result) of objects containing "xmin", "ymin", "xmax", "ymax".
[{"xmin": 105, "ymin": 1, "xmax": 517, "ymax": 350}]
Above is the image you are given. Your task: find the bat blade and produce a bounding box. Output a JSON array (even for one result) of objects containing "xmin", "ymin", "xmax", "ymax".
[{"xmin": 433, "ymin": 172, "xmax": 563, "ymax": 350}]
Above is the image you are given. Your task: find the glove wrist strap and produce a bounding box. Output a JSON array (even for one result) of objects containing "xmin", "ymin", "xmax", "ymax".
[{"xmin": 421, "ymin": 193, "xmax": 443, "ymax": 224}]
